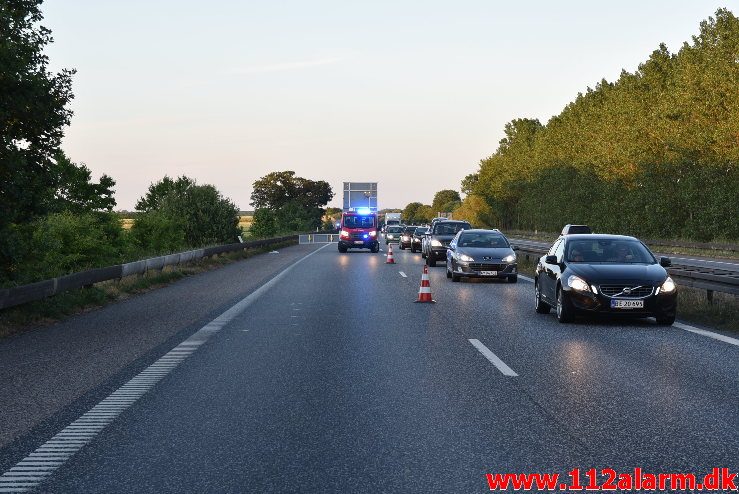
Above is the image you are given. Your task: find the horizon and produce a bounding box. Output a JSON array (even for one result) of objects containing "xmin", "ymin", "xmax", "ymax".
[{"xmin": 41, "ymin": 1, "xmax": 733, "ymax": 210}]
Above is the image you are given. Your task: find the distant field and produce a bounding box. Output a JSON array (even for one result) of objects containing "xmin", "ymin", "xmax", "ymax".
[
  {"xmin": 239, "ymin": 215, "xmax": 253, "ymax": 232},
  {"xmin": 119, "ymin": 215, "xmax": 253, "ymax": 232}
]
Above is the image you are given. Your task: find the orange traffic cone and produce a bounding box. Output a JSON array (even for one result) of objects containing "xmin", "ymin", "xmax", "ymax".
[
  {"xmin": 415, "ymin": 265, "xmax": 435, "ymax": 303},
  {"xmin": 386, "ymin": 244, "xmax": 396, "ymax": 264}
]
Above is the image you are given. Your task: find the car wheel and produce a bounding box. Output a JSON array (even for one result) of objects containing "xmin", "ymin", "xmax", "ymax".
[
  {"xmin": 655, "ymin": 314, "xmax": 675, "ymax": 326},
  {"xmin": 371, "ymin": 243, "xmax": 379, "ymax": 253},
  {"xmin": 338, "ymin": 245, "xmax": 347, "ymax": 253},
  {"xmin": 556, "ymin": 286, "xmax": 574, "ymax": 323},
  {"xmin": 451, "ymin": 271, "xmax": 460, "ymax": 282},
  {"xmin": 508, "ymin": 275, "xmax": 518, "ymax": 283},
  {"xmin": 535, "ymin": 281, "xmax": 550, "ymax": 314},
  {"xmin": 421, "ymin": 251, "xmax": 426, "ymax": 258},
  {"xmin": 446, "ymin": 264, "xmax": 452, "ymax": 278},
  {"xmin": 427, "ymin": 252, "xmax": 436, "ymax": 267}
]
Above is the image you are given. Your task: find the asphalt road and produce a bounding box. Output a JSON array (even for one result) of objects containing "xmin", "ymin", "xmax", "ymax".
[{"xmin": 0, "ymin": 244, "xmax": 737, "ymax": 493}]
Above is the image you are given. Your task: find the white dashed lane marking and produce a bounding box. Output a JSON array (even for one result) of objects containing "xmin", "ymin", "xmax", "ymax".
[
  {"xmin": 0, "ymin": 243, "xmax": 330, "ymax": 493},
  {"xmin": 399, "ymin": 271, "xmax": 407, "ymax": 278},
  {"xmin": 469, "ymin": 339, "xmax": 519, "ymax": 377}
]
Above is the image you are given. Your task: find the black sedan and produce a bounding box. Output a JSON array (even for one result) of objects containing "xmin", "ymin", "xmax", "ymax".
[
  {"xmin": 410, "ymin": 227, "xmax": 428, "ymax": 253},
  {"xmin": 445, "ymin": 229, "xmax": 518, "ymax": 282},
  {"xmin": 534, "ymin": 234, "xmax": 677, "ymax": 325}
]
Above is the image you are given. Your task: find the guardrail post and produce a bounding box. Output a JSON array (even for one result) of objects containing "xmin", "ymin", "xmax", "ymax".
[{"xmin": 707, "ymin": 289, "xmax": 714, "ymax": 305}]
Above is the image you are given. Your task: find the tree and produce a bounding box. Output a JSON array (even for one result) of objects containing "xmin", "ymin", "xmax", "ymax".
[
  {"xmin": 250, "ymin": 171, "xmax": 334, "ymax": 232},
  {"xmin": 461, "ymin": 173, "xmax": 479, "ymax": 196},
  {"xmin": 135, "ymin": 176, "xmax": 195, "ymax": 211},
  {"xmin": 250, "ymin": 171, "xmax": 333, "ymax": 211},
  {"xmin": 1, "ymin": 0, "xmax": 75, "ymax": 279},
  {"xmin": 47, "ymin": 151, "xmax": 116, "ymax": 213},
  {"xmin": 135, "ymin": 176, "xmax": 240, "ymax": 247},
  {"xmin": 402, "ymin": 202, "xmax": 423, "ymax": 223},
  {"xmin": 431, "ymin": 190, "xmax": 461, "ymax": 212}
]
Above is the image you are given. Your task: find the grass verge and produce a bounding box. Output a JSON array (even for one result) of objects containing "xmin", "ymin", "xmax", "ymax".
[
  {"xmin": 515, "ymin": 257, "xmax": 739, "ymax": 333},
  {"xmin": 0, "ymin": 240, "xmax": 296, "ymax": 339}
]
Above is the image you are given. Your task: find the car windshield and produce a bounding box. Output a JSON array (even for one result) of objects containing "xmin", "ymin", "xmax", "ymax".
[
  {"xmin": 566, "ymin": 239, "xmax": 656, "ymax": 264},
  {"xmin": 433, "ymin": 223, "xmax": 471, "ymax": 235},
  {"xmin": 414, "ymin": 228, "xmax": 428, "ymax": 235},
  {"xmin": 403, "ymin": 227, "xmax": 417, "ymax": 234},
  {"xmin": 386, "ymin": 226, "xmax": 403, "ymax": 233},
  {"xmin": 343, "ymin": 216, "xmax": 375, "ymax": 229},
  {"xmin": 458, "ymin": 233, "xmax": 509, "ymax": 248}
]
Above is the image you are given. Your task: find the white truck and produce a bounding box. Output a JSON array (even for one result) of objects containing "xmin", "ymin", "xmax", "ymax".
[{"xmin": 384, "ymin": 212, "xmax": 401, "ymax": 228}]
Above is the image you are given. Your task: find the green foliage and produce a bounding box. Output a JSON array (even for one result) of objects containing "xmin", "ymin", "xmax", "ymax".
[
  {"xmin": 135, "ymin": 176, "xmax": 195, "ymax": 212},
  {"xmin": 25, "ymin": 212, "xmax": 125, "ymax": 280},
  {"xmin": 470, "ymin": 9, "xmax": 739, "ymax": 241},
  {"xmin": 250, "ymin": 171, "xmax": 334, "ymax": 232},
  {"xmin": 47, "ymin": 151, "xmax": 116, "ymax": 213},
  {"xmin": 135, "ymin": 176, "xmax": 240, "ymax": 247},
  {"xmin": 431, "ymin": 190, "xmax": 462, "ymax": 212},
  {"xmin": 402, "ymin": 202, "xmax": 424, "ymax": 223},
  {"xmin": 0, "ymin": 0, "xmax": 76, "ymax": 278},
  {"xmin": 128, "ymin": 211, "xmax": 186, "ymax": 254},
  {"xmin": 249, "ymin": 208, "xmax": 278, "ymax": 238}
]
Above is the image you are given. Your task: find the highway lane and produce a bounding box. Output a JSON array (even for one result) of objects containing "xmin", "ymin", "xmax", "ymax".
[{"xmin": 2, "ymin": 246, "xmax": 738, "ymax": 492}]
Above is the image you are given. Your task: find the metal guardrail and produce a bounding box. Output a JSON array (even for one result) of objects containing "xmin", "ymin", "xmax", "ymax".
[
  {"xmin": 510, "ymin": 238, "xmax": 739, "ymax": 298},
  {"xmin": 0, "ymin": 235, "xmax": 297, "ymax": 311},
  {"xmin": 299, "ymin": 234, "xmax": 340, "ymax": 244}
]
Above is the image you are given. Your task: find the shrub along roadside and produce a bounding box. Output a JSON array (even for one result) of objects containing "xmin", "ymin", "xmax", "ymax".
[{"xmin": 0, "ymin": 238, "xmax": 297, "ymax": 339}]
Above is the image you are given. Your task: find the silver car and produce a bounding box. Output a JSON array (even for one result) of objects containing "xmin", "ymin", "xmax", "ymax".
[{"xmin": 446, "ymin": 229, "xmax": 519, "ymax": 283}]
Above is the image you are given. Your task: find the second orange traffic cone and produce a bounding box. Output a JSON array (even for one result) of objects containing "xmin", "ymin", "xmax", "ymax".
[
  {"xmin": 415, "ymin": 265, "xmax": 435, "ymax": 303},
  {"xmin": 386, "ymin": 244, "xmax": 395, "ymax": 264}
]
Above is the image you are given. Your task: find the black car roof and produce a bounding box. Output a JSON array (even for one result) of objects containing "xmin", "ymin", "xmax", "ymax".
[{"xmin": 563, "ymin": 234, "xmax": 638, "ymax": 241}]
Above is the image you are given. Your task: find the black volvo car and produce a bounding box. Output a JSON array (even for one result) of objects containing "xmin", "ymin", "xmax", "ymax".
[{"xmin": 534, "ymin": 234, "xmax": 677, "ymax": 325}]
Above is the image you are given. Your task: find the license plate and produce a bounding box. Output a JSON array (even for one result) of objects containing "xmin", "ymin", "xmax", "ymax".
[
  {"xmin": 354, "ymin": 241, "xmax": 363, "ymax": 244},
  {"xmin": 611, "ymin": 299, "xmax": 644, "ymax": 309},
  {"xmin": 479, "ymin": 271, "xmax": 497, "ymax": 276}
]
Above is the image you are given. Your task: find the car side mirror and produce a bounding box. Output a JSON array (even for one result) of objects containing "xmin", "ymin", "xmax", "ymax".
[
  {"xmin": 545, "ymin": 255, "xmax": 558, "ymax": 264},
  {"xmin": 512, "ymin": 245, "xmax": 519, "ymax": 251},
  {"xmin": 660, "ymin": 257, "xmax": 671, "ymax": 267}
]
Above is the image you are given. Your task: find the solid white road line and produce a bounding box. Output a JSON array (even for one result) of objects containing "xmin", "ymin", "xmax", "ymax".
[
  {"xmin": 674, "ymin": 322, "xmax": 739, "ymax": 347},
  {"xmin": 468, "ymin": 339, "xmax": 519, "ymax": 377},
  {"xmin": 0, "ymin": 243, "xmax": 331, "ymax": 492},
  {"xmin": 519, "ymin": 274, "xmax": 534, "ymax": 283},
  {"xmin": 399, "ymin": 271, "xmax": 407, "ymax": 278}
]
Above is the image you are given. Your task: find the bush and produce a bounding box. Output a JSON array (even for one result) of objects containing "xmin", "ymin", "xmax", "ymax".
[
  {"xmin": 128, "ymin": 211, "xmax": 186, "ymax": 255},
  {"xmin": 25, "ymin": 212, "xmax": 126, "ymax": 280},
  {"xmin": 250, "ymin": 209, "xmax": 277, "ymax": 238}
]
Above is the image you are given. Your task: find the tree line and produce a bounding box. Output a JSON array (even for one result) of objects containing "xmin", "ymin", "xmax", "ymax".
[
  {"xmin": 0, "ymin": 3, "xmax": 310, "ymax": 287},
  {"xmin": 455, "ymin": 8, "xmax": 738, "ymax": 241}
]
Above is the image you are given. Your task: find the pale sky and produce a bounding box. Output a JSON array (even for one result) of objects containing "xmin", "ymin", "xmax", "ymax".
[{"xmin": 41, "ymin": 1, "xmax": 735, "ymax": 211}]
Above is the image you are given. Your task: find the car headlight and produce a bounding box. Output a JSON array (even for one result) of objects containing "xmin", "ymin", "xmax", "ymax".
[
  {"xmin": 340, "ymin": 230, "xmax": 349, "ymax": 238},
  {"xmin": 502, "ymin": 254, "xmax": 516, "ymax": 263},
  {"xmin": 431, "ymin": 239, "xmax": 443, "ymax": 247},
  {"xmin": 387, "ymin": 234, "xmax": 393, "ymax": 239},
  {"xmin": 458, "ymin": 254, "xmax": 474, "ymax": 262},
  {"xmin": 658, "ymin": 276, "xmax": 676, "ymax": 294},
  {"xmin": 567, "ymin": 275, "xmax": 591, "ymax": 292},
  {"xmin": 369, "ymin": 231, "xmax": 377, "ymax": 237}
]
